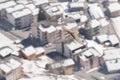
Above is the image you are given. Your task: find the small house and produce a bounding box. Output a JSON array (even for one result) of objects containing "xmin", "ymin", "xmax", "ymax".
[{"xmin": 48, "ymin": 59, "xmax": 75, "ymax": 75}]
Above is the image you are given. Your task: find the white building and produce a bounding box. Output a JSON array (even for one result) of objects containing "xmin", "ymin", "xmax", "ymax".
[
  {"xmin": 32, "ymin": 0, "xmax": 48, "ymax": 8},
  {"xmin": 48, "ymin": 59, "xmax": 75, "ymax": 75},
  {"xmin": 20, "ymin": 46, "xmax": 45, "ymax": 60},
  {"xmin": 111, "ymin": 17, "xmax": 120, "ymax": 40},
  {"xmin": 79, "ymin": 48, "xmax": 100, "ymax": 71},
  {"xmin": 96, "ymin": 34, "xmax": 108, "ymax": 44},
  {"xmin": 16, "ymin": 0, "xmax": 30, "ymax": 5},
  {"xmin": 0, "ymin": 1, "xmax": 16, "ymax": 19},
  {"xmin": 69, "ymin": 2, "xmax": 85, "ymax": 12},
  {"xmin": 3, "ymin": 1, "xmax": 40, "ymax": 29},
  {"xmin": 87, "ymin": 0, "xmax": 98, "ymax": 3},
  {"xmin": 66, "ymin": 13, "xmax": 88, "ymax": 24},
  {"xmin": 108, "ymin": 34, "xmax": 119, "ymax": 47},
  {"xmin": 56, "ymin": 39, "xmax": 87, "ymax": 58},
  {"xmin": 96, "ymin": 34, "xmax": 119, "ymax": 47},
  {"xmin": 38, "ymin": 24, "xmax": 57, "ymax": 44},
  {"xmin": 25, "ymin": 4, "xmax": 39, "ymax": 23},
  {"xmin": 6, "ymin": 4, "xmax": 25, "ymax": 14},
  {"xmin": 103, "ymin": 48, "xmax": 120, "ymax": 73},
  {"xmin": 98, "ymin": 18, "xmax": 109, "ymax": 28},
  {"xmin": 0, "ymin": 58, "xmax": 23, "ymax": 80},
  {"xmin": 7, "ymin": 8, "xmax": 32, "ymax": 29},
  {"xmin": 88, "ymin": 19, "xmax": 101, "ymax": 35},
  {"xmin": 107, "ymin": 2, "xmax": 120, "ymax": 17},
  {"xmin": 41, "ymin": 4, "xmax": 63, "ymax": 21},
  {"xmin": 88, "ymin": 4, "xmax": 105, "ymax": 19}
]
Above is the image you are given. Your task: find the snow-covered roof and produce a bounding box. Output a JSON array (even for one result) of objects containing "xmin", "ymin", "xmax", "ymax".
[
  {"xmin": 45, "ymin": 5, "xmax": 63, "ymax": 17},
  {"xmin": 0, "ymin": 47, "xmax": 13, "ymax": 57},
  {"xmin": 0, "ymin": 32, "xmax": 13, "ymax": 48},
  {"xmin": 105, "ymin": 59, "xmax": 120, "ymax": 73},
  {"xmin": 86, "ymin": 40, "xmax": 105, "ymax": 56},
  {"xmin": 0, "ymin": 0, "xmax": 7, "ymax": 3},
  {"xmin": 0, "ymin": 1, "xmax": 16, "ymax": 10},
  {"xmin": 96, "ymin": 34, "xmax": 108, "ymax": 44},
  {"xmin": 22, "ymin": 46, "xmax": 36, "ymax": 56},
  {"xmin": 65, "ymin": 22, "xmax": 78, "ymax": 30},
  {"xmin": 51, "ymin": 59, "xmax": 75, "ymax": 68},
  {"xmin": 90, "ymin": 19, "xmax": 100, "ymax": 28},
  {"xmin": 108, "ymin": 0, "xmax": 118, "ymax": 2},
  {"xmin": 8, "ymin": 58, "xmax": 21, "ymax": 69},
  {"xmin": 0, "ymin": 58, "xmax": 21, "ymax": 74},
  {"xmin": 37, "ymin": 55, "xmax": 54, "ymax": 68},
  {"xmin": 33, "ymin": 0, "xmax": 48, "ymax": 6},
  {"xmin": 69, "ymin": 2, "xmax": 84, "ymax": 8},
  {"xmin": 9, "ymin": 44, "xmax": 23, "ymax": 52},
  {"xmin": 6, "ymin": 4, "xmax": 25, "ymax": 13},
  {"xmin": 35, "ymin": 47, "xmax": 45, "ymax": 55},
  {"xmin": 25, "ymin": 4, "xmax": 39, "ymax": 16},
  {"xmin": 111, "ymin": 17, "xmax": 120, "ymax": 39},
  {"xmin": 80, "ymin": 15, "xmax": 88, "ymax": 23},
  {"xmin": 66, "ymin": 40, "xmax": 83, "ymax": 51},
  {"xmin": 80, "ymin": 48, "xmax": 100, "ymax": 61},
  {"xmin": 39, "ymin": 25, "xmax": 57, "ymax": 33},
  {"xmin": 108, "ymin": 34, "xmax": 119, "ymax": 45},
  {"xmin": 12, "ymin": 8, "xmax": 32, "ymax": 18},
  {"xmin": 103, "ymin": 48, "xmax": 120, "ymax": 61},
  {"xmin": 89, "ymin": 5, "xmax": 104, "ymax": 19},
  {"xmin": 103, "ymin": 48, "xmax": 120, "ymax": 72},
  {"xmin": 16, "ymin": 0, "xmax": 29, "ymax": 5},
  {"xmin": 99, "ymin": 18, "xmax": 109, "ymax": 27},
  {"xmin": 108, "ymin": 3, "xmax": 120, "ymax": 13},
  {"xmin": 0, "ymin": 64, "xmax": 12, "ymax": 73}
]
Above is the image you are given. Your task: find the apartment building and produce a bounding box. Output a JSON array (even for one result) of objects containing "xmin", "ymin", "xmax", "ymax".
[
  {"xmin": 7, "ymin": 8, "xmax": 32, "ymax": 29},
  {"xmin": 6, "ymin": 4, "xmax": 25, "ymax": 14},
  {"xmin": 25, "ymin": 4, "xmax": 39, "ymax": 23},
  {"xmin": 0, "ymin": 47, "xmax": 13, "ymax": 58},
  {"xmin": 38, "ymin": 24, "xmax": 57, "ymax": 44},
  {"xmin": 98, "ymin": 18, "xmax": 109, "ymax": 28},
  {"xmin": 87, "ymin": 0, "xmax": 98, "ymax": 3},
  {"xmin": 88, "ymin": 4, "xmax": 105, "ymax": 19},
  {"xmin": 103, "ymin": 48, "xmax": 120, "ymax": 73},
  {"xmin": 107, "ymin": 2, "xmax": 120, "ymax": 17},
  {"xmin": 79, "ymin": 48, "xmax": 100, "ymax": 71},
  {"xmin": 32, "ymin": 0, "xmax": 48, "ymax": 8},
  {"xmin": 41, "ymin": 4, "xmax": 63, "ymax": 21},
  {"xmin": 69, "ymin": 2, "xmax": 85, "ymax": 12},
  {"xmin": 0, "ymin": 0, "xmax": 16, "ymax": 19},
  {"xmin": 87, "ymin": 19, "xmax": 101, "ymax": 35},
  {"xmin": 56, "ymin": 39, "xmax": 87, "ymax": 59},
  {"xmin": 0, "ymin": 58, "xmax": 23, "ymax": 80}
]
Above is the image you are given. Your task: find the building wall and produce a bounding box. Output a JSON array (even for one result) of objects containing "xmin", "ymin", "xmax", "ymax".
[
  {"xmin": 92, "ymin": 56, "xmax": 99, "ymax": 68},
  {"xmin": 32, "ymin": 15, "xmax": 38, "ymax": 23},
  {"xmin": 64, "ymin": 66, "xmax": 74, "ymax": 75},
  {"xmin": 56, "ymin": 43, "xmax": 63, "ymax": 53},
  {"xmin": 64, "ymin": 45, "xmax": 71, "ymax": 58},
  {"xmin": 14, "ymin": 66, "xmax": 23, "ymax": 80},
  {"xmin": 5, "ymin": 66, "xmax": 23, "ymax": 80},
  {"xmin": 48, "ymin": 0, "xmax": 58, "ymax": 3},
  {"xmin": 47, "ymin": 32, "xmax": 56, "ymax": 43},
  {"xmin": 0, "ymin": 10, "xmax": 6, "ymax": 18},
  {"xmin": 110, "ymin": 11, "xmax": 120, "ymax": 17},
  {"xmin": 19, "ymin": 14, "xmax": 32, "ymax": 28},
  {"xmin": 80, "ymin": 56, "xmax": 100, "ymax": 71},
  {"xmin": 6, "ymin": 13, "xmax": 15, "ymax": 25},
  {"xmin": 25, "ymin": 53, "xmax": 36, "ymax": 60},
  {"xmin": 6, "ymin": 13, "xmax": 32, "ymax": 29}
]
